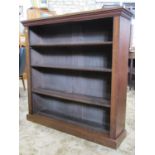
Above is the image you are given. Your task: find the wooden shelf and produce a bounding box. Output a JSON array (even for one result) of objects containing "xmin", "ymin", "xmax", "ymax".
[
  {"xmin": 37, "ymin": 109, "xmax": 109, "ymax": 132},
  {"xmin": 30, "ymin": 41, "xmax": 113, "ymax": 47},
  {"xmin": 31, "ymin": 65, "xmax": 112, "ymax": 73},
  {"xmin": 32, "ymin": 88, "xmax": 110, "ymax": 108}
]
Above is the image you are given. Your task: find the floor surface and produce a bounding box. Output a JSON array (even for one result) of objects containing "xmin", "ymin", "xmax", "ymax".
[{"xmin": 19, "ymin": 80, "xmax": 135, "ymax": 155}]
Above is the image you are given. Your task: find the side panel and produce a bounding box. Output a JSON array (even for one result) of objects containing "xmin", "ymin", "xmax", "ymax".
[
  {"xmin": 26, "ymin": 27, "xmax": 33, "ymax": 114},
  {"xmin": 110, "ymin": 16, "xmax": 131, "ymax": 138}
]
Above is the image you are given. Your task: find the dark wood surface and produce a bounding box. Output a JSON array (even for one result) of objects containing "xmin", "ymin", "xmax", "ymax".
[
  {"xmin": 27, "ymin": 114, "xmax": 127, "ymax": 149},
  {"xmin": 31, "ymin": 65, "xmax": 112, "ymax": 72},
  {"xmin": 30, "ymin": 41, "xmax": 112, "ymax": 47},
  {"xmin": 32, "ymin": 93, "xmax": 110, "ymax": 131},
  {"xmin": 22, "ymin": 8, "xmax": 132, "ymax": 148},
  {"xmin": 31, "ymin": 68, "xmax": 111, "ymax": 99},
  {"xmin": 25, "ymin": 28, "xmax": 33, "ymax": 114},
  {"xmin": 22, "ymin": 7, "xmax": 132, "ymax": 26},
  {"xmin": 110, "ymin": 16, "xmax": 131, "ymax": 138},
  {"xmin": 38, "ymin": 109, "xmax": 109, "ymax": 132},
  {"xmin": 29, "ymin": 18, "xmax": 113, "ymax": 45},
  {"xmin": 32, "ymin": 88, "xmax": 110, "ymax": 108},
  {"xmin": 31, "ymin": 45, "xmax": 112, "ymax": 70}
]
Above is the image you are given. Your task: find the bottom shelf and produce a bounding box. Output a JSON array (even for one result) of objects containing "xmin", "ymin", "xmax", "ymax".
[
  {"xmin": 37, "ymin": 109, "xmax": 109, "ymax": 133},
  {"xmin": 27, "ymin": 113, "xmax": 127, "ymax": 149}
]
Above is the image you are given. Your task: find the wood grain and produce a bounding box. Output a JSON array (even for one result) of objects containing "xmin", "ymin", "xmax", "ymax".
[
  {"xmin": 30, "ymin": 41, "xmax": 112, "ymax": 47},
  {"xmin": 23, "ymin": 8, "xmax": 132, "ymax": 148},
  {"xmin": 29, "ymin": 18, "xmax": 113, "ymax": 45},
  {"xmin": 31, "ymin": 65, "xmax": 112, "ymax": 73},
  {"xmin": 32, "ymin": 93, "xmax": 110, "ymax": 130},
  {"xmin": 30, "ymin": 45, "xmax": 112, "ymax": 69},
  {"xmin": 25, "ymin": 28, "xmax": 33, "ymax": 114},
  {"xmin": 110, "ymin": 16, "xmax": 131, "ymax": 138},
  {"xmin": 32, "ymin": 88, "xmax": 110, "ymax": 108},
  {"xmin": 22, "ymin": 7, "xmax": 132, "ymax": 26},
  {"xmin": 27, "ymin": 113, "xmax": 127, "ymax": 149},
  {"xmin": 31, "ymin": 68, "xmax": 111, "ymax": 99}
]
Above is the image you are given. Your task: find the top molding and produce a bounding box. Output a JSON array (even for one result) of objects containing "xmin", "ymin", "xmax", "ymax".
[{"xmin": 22, "ymin": 7, "xmax": 133, "ymax": 27}]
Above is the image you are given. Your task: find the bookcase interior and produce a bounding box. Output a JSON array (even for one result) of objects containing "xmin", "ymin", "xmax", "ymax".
[
  {"xmin": 32, "ymin": 93, "xmax": 110, "ymax": 132},
  {"xmin": 31, "ymin": 68, "xmax": 111, "ymax": 99},
  {"xmin": 31, "ymin": 46, "xmax": 112, "ymax": 69},
  {"xmin": 28, "ymin": 17, "xmax": 114, "ymax": 134},
  {"xmin": 29, "ymin": 17, "xmax": 113, "ymax": 45}
]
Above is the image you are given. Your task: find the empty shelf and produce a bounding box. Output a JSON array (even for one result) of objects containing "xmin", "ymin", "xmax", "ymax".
[
  {"xmin": 31, "ymin": 65, "xmax": 112, "ymax": 73},
  {"xmin": 37, "ymin": 109, "xmax": 110, "ymax": 132},
  {"xmin": 30, "ymin": 41, "xmax": 113, "ymax": 47},
  {"xmin": 32, "ymin": 88, "xmax": 111, "ymax": 108}
]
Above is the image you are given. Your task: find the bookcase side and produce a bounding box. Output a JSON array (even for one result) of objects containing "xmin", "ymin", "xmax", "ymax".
[
  {"xmin": 26, "ymin": 27, "xmax": 33, "ymax": 114},
  {"xmin": 110, "ymin": 15, "xmax": 131, "ymax": 138}
]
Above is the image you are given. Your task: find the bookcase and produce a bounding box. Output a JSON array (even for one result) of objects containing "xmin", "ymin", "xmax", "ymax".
[{"xmin": 22, "ymin": 7, "xmax": 132, "ymax": 149}]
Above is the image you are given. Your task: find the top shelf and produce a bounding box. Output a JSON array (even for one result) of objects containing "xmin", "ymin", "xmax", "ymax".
[{"xmin": 30, "ymin": 41, "xmax": 113, "ymax": 47}]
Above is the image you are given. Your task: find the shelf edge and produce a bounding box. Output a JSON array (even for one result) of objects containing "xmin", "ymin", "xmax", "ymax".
[
  {"xmin": 32, "ymin": 88, "xmax": 111, "ymax": 108},
  {"xmin": 31, "ymin": 65, "xmax": 112, "ymax": 73}
]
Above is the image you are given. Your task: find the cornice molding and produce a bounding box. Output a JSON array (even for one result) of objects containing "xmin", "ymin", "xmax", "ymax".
[{"xmin": 22, "ymin": 7, "xmax": 133, "ymax": 27}]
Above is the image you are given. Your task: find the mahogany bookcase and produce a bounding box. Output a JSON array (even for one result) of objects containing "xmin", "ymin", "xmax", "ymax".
[{"xmin": 22, "ymin": 7, "xmax": 132, "ymax": 149}]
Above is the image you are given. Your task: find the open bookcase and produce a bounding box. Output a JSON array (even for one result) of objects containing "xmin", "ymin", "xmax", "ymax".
[{"xmin": 22, "ymin": 7, "xmax": 132, "ymax": 148}]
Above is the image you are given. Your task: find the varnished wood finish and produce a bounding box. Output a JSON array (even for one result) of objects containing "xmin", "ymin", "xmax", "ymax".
[
  {"xmin": 27, "ymin": 114, "xmax": 127, "ymax": 149},
  {"xmin": 32, "ymin": 88, "xmax": 110, "ymax": 108},
  {"xmin": 30, "ymin": 41, "xmax": 113, "ymax": 47},
  {"xmin": 22, "ymin": 7, "xmax": 132, "ymax": 26},
  {"xmin": 25, "ymin": 29, "xmax": 33, "ymax": 114},
  {"xmin": 32, "ymin": 65, "xmax": 112, "ymax": 72},
  {"xmin": 31, "ymin": 45, "xmax": 112, "ymax": 70},
  {"xmin": 110, "ymin": 16, "xmax": 131, "ymax": 138},
  {"xmin": 22, "ymin": 8, "xmax": 132, "ymax": 149}
]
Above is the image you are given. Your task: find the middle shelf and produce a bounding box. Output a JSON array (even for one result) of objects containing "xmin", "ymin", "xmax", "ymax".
[
  {"xmin": 32, "ymin": 88, "xmax": 111, "ymax": 108},
  {"xmin": 31, "ymin": 65, "xmax": 112, "ymax": 73},
  {"xmin": 30, "ymin": 41, "xmax": 113, "ymax": 47},
  {"xmin": 30, "ymin": 43, "xmax": 112, "ymax": 72}
]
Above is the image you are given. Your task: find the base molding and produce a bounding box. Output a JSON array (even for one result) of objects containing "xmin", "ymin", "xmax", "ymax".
[{"xmin": 27, "ymin": 114, "xmax": 126, "ymax": 149}]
